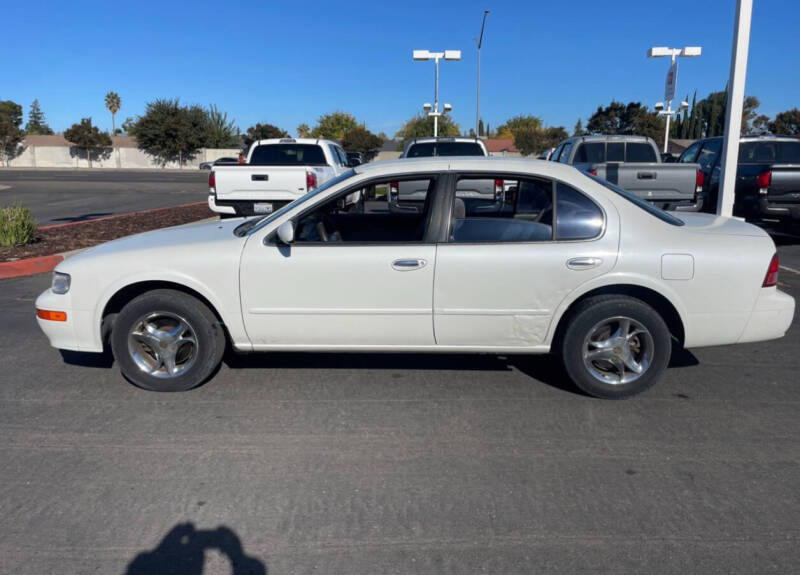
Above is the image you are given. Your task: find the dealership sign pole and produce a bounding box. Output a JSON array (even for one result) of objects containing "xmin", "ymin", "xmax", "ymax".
[
  {"xmin": 717, "ymin": 0, "xmax": 753, "ymax": 217},
  {"xmin": 648, "ymin": 46, "xmax": 701, "ymax": 154}
]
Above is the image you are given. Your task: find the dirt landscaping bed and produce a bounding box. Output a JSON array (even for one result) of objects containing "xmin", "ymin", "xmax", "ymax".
[{"xmin": 1, "ymin": 202, "xmax": 217, "ymax": 261}]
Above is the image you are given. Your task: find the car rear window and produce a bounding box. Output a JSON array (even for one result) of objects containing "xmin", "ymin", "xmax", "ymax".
[
  {"xmin": 574, "ymin": 143, "xmax": 605, "ymax": 163},
  {"xmin": 739, "ymin": 141, "xmax": 800, "ymax": 164},
  {"xmin": 625, "ymin": 143, "xmax": 658, "ymax": 162},
  {"xmin": 406, "ymin": 142, "xmax": 485, "ymax": 157},
  {"xmin": 250, "ymin": 144, "xmax": 327, "ymax": 166}
]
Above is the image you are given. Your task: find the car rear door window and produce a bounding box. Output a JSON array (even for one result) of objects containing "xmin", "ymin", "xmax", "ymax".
[
  {"xmin": 697, "ymin": 139, "xmax": 722, "ymax": 170},
  {"xmin": 626, "ymin": 143, "xmax": 657, "ymax": 162},
  {"xmin": 555, "ymin": 183, "xmax": 604, "ymax": 240}
]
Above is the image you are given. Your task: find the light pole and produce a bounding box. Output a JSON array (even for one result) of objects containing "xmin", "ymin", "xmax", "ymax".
[
  {"xmin": 413, "ymin": 49, "xmax": 461, "ymax": 137},
  {"xmin": 474, "ymin": 10, "xmax": 489, "ymax": 138},
  {"xmin": 647, "ymin": 46, "xmax": 702, "ymax": 154}
]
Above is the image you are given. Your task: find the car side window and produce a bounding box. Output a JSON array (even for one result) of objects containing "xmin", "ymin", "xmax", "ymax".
[
  {"xmin": 697, "ymin": 139, "xmax": 722, "ymax": 171},
  {"xmin": 679, "ymin": 141, "xmax": 702, "ymax": 163},
  {"xmin": 626, "ymin": 143, "xmax": 658, "ymax": 163},
  {"xmin": 557, "ymin": 142, "xmax": 573, "ymax": 163},
  {"xmin": 293, "ymin": 177, "xmax": 435, "ymax": 243},
  {"xmin": 450, "ymin": 176, "xmax": 554, "ymax": 243},
  {"xmin": 555, "ymin": 183, "xmax": 604, "ymax": 240},
  {"xmin": 550, "ymin": 144, "xmax": 564, "ymax": 162}
]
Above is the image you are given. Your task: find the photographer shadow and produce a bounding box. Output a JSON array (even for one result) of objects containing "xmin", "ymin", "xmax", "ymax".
[{"xmin": 125, "ymin": 523, "xmax": 265, "ymax": 575}]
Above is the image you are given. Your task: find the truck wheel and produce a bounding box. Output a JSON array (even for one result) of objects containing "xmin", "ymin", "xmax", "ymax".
[
  {"xmin": 559, "ymin": 295, "xmax": 671, "ymax": 399},
  {"xmin": 111, "ymin": 289, "xmax": 225, "ymax": 392}
]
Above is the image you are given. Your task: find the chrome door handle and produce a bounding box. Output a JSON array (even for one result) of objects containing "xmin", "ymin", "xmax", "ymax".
[
  {"xmin": 567, "ymin": 257, "xmax": 602, "ymax": 270},
  {"xmin": 392, "ymin": 258, "xmax": 427, "ymax": 271}
]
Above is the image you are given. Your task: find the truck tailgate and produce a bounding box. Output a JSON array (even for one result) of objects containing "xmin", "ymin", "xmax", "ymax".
[
  {"xmin": 769, "ymin": 165, "xmax": 800, "ymax": 203},
  {"xmin": 594, "ymin": 162, "xmax": 699, "ymax": 202},
  {"xmin": 213, "ymin": 166, "xmax": 309, "ymax": 201}
]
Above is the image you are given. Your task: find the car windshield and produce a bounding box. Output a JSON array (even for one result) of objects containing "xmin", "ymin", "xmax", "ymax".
[
  {"xmin": 234, "ymin": 169, "xmax": 357, "ymax": 236},
  {"xmin": 406, "ymin": 142, "xmax": 484, "ymax": 157},
  {"xmin": 586, "ymin": 174, "xmax": 684, "ymax": 226}
]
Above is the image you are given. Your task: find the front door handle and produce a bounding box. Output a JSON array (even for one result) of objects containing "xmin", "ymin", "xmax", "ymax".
[
  {"xmin": 567, "ymin": 257, "xmax": 602, "ymax": 270},
  {"xmin": 392, "ymin": 258, "xmax": 427, "ymax": 271}
]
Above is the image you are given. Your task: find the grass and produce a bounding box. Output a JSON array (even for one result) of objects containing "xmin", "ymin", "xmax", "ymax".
[{"xmin": 0, "ymin": 205, "xmax": 37, "ymax": 248}]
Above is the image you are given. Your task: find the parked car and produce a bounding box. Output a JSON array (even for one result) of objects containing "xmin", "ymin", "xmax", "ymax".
[
  {"xmin": 550, "ymin": 135, "xmax": 704, "ymax": 211},
  {"xmin": 36, "ymin": 158, "xmax": 793, "ymax": 399},
  {"xmin": 678, "ymin": 135, "xmax": 800, "ymax": 222},
  {"xmin": 199, "ymin": 157, "xmax": 238, "ymax": 170},
  {"xmin": 209, "ymin": 138, "xmax": 356, "ymax": 217},
  {"xmin": 393, "ymin": 137, "xmax": 494, "ymax": 213}
]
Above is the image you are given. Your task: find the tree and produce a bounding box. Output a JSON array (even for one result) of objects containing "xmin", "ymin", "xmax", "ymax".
[
  {"xmin": 24, "ymin": 99, "xmax": 53, "ymax": 135},
  {"xmin": 105, "ymin": 91, "xmax": 121, "ymax": 135},
  {"xmin": 769, "ymin": 108, "xmax": 800, "ymax": 135},
  {"xmin": 0, "ymin": 100, "xmax": 24, "ymax": 166},
  {"xmin": 751, "ymin": 114, "xmax": 771, "ymax": 133},
  {"xmin": 514, "ymin": 125, "xmax": 568, "ymax": 157},
  {"xmin": 242, "ymin": 123, "xmax": 289, "ymax": 150},
  {"xmin": 310, "ymin": 111, "xmax": 359, "ymax": 140},
  {"xmin": 63, "ymin": 118, "xmax": 112, "ymax": 168},
  {"xmin": 296, "ymin": 123, "xmax": 310, "ymax": 138},
  {"xmin": 478, "ymin": 118, "xmax": 485, "ymax": 138},
  {"xmin": 691, "ymin": 90, "xmax": 760, "ymax": 137},
  {"xmin": 205, "ymin": 104, "xmax": 239, "ymax": 148},
  {"xmin": 341, "ymin": 126, "xmax": 383, "ymax": 159},
  {"xmin": 129, "ymin": 99, "xmax": 207, "ymax": 167},
  {"xmin": 495, "ymin": 115, "xmax": 543, "ymax": 140},
  {"xmin": 572, "ymin": 119, "xmax": 583, "ymax": 137},
  {"xmin": 394, "ymin": 113, "xmax": 460, "ymax": 144},
  {"xmin": 586, "ymin": 101, "xmax": 664, "ymax": 141},
  {"xmin": 121, "ymin": 117, "xmax": 136, "ymax": 135}
]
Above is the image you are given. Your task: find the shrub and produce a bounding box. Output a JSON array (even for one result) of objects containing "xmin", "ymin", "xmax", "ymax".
[{"xmin": 0, "ymin": 205, "xmax": 37, "ymax": 247}]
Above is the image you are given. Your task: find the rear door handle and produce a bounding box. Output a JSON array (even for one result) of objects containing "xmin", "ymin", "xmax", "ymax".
[
  {"xmin": 567, "ymin": 257, "xmax": 602, "ymax": 270},
  {"xmin": 392, "ymin": 258, "xmax": 427, "ymax": 271}
]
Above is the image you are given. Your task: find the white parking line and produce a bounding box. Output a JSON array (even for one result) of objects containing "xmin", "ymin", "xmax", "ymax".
[
  {"xmin": 780, "ymin": 265, "xmax": 800, "ymax": 275},
  {"xmin": 0, "ymin": 185, "xmax": 10, "ymax": 191}
]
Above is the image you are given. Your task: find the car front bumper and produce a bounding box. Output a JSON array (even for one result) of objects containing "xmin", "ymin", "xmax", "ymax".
[
  {"xmin": 737, "ymin": 287, "xmax": 796, "ymax": 344},
  {"xmin": 35, "ymin": 289, "xmax": 103, "ymax": 353}
]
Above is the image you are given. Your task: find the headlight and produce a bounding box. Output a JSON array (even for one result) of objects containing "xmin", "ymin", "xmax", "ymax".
[{"xmin": 51, "ymin": 272, "xmax": 71, "ymax": 294}]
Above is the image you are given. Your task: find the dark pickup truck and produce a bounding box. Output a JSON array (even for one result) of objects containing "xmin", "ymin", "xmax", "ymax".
[{"xmin": 678, "ymin": 135, "xmax": 800, "ymax": 222}]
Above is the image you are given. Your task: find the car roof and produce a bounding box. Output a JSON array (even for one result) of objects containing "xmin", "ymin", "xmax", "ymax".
[
  {"xmin": 354, "ymin": 156, "xmax": 578, "ymax": 178},
  {"xmin": 252, "ymin": 138, "xmax": 339, "ymax": 146}
]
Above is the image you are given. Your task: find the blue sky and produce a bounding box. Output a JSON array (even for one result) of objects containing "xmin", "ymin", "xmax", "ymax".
[{"xmin": 4, "ymin": 0, "xmax": 799, "ymax": 137}]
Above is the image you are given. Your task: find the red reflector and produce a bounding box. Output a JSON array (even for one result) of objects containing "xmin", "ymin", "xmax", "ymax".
[
  {"xmin": 588, "ymin": 169, "xmax": 597, "ymax": 176},
  {"xmin": 36, "ymin": 309, "xmax": 67, "ymax": 322},
  {"xmin": 696, "ymin": 169, "xmax": 704, "ymax": 188},
  {"xmin": 208, "ymin": 171, "xmax": 215, "ymax": 190},
  {"xmin": 306, "ymin": 171, "xmax": 317, "ymax": 190},
  {"xmin": 756, "ymin": 170, "xmax": 771, "ymax": 190},
  {"xmin": 763, "ymin": 253, "xmax": 779, "ymax": 287}
]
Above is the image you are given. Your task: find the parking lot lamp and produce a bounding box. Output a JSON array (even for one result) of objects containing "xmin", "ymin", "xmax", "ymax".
[
  {"xmin": 647, "ymin": 46, "xmax": 702, "ymax": 154},
  {"xmin": 413, "ymin": 49, "xmax": 461, "ymax": 137}
]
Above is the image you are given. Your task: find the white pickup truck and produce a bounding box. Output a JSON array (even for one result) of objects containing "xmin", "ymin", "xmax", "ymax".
[{"xmin": 208, "ymin": 138, "xmax": 354, "ymax": 217}]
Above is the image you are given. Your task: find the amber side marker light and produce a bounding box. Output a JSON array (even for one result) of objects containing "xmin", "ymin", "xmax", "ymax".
[{"xmin": 36, "ymin": 309, "xmax": 67, "ymax": 322}]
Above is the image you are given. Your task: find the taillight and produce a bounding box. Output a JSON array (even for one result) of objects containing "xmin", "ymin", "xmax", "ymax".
[
  {"xmin": 763, "ymin": 253, "xmax": 779, "ymax": 287},
  {"xmin": 756, "ymin": 170, "xmax": 771, "ymax": 195},
  {"xmin": 208, "ymin": 171, "xmax": 215, "ymax": 191},
  {"xmin": 389, "ymin": 181, "xmax": 399, "ymax": 200},
  {"xmin": 695, "ymin": 170, "xmax": 704, "ymax": 193},
  {"xmin": 494, "ymin": 179, "xmax": 504, "ymax": 200},
  {"xmin": 588, "ymin": 169, "xmax": 597, "ymax": 176},
  {"xmin": 306, "ymin": 171, "xmax": 317, "ymax": 190}
]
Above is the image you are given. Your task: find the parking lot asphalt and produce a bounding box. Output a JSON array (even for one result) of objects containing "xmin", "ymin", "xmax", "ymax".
[
  {"xmin": 0, "ymin": 169, "xmax": 208, "ymax": 225},
  {"xmin": 1, "ymin": 229, "xmax": 799, "ymax": 574}
]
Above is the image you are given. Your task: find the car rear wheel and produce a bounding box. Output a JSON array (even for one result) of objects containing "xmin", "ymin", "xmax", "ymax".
[
  {"xmin": 559, "ymin": 295, "xmax": 671, "ymax": 399},
  {"xmin": 111, "ymin": 289, "xmax": 225, "ymax": 391}
]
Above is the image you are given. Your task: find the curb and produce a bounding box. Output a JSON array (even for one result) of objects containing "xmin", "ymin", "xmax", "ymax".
[{"xmin": 0, "ymin": 254, "xmax": 64, "ymax": 280}]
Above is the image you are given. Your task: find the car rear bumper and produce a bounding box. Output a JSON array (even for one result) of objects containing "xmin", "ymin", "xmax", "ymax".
[
  {"xmin": 208, "ymin": 193, "xmax": 237, "ymax": 215},
  {"xmin": 739, "ymin": 197, "xmax": 800, "ymax": 221},
  {"xmin": 737, "ymin": 288, "xmax": 795, "ymax": 344},
  {"xmin": 209, "ymin": 194, "xmax": 292, "ymax": 216}
]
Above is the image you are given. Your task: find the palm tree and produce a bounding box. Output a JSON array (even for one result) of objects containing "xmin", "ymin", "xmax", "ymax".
[{"xmin": 105, "ymin": 91, "xmax": 121, "ymax": 135}]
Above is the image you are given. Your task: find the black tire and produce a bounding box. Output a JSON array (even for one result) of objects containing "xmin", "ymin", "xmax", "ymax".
[
  {"xmin": 559, "ymin": 295, "xmax": 671, "ymax": 399},
  {"xmin": 110, "ymin": 289, "xmax": 225, "ymax": 392}
]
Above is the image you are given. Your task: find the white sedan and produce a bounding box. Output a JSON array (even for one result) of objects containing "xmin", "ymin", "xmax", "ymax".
[{"xmin": 36, "ymin": 158, "xmax": 795, "ymax": 398}]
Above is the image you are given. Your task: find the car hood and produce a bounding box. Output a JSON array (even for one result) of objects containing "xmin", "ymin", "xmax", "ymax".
[
  {"xmin": 672, "ymin": 213, "xmax": 769, "ymax": 237},
  {"xmin": 59, "ymin": 216, "xmax": 248, "ymax": 268}
]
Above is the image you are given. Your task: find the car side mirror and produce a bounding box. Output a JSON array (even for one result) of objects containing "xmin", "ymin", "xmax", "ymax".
[{"xmin": 276, "ymin": 220, "xmax": 295, "ymax": 244}]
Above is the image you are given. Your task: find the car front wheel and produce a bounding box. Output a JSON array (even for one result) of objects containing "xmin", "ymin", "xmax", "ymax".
[
  {"xmin": 559, "ymin": 295, "xmax": 671, "ymax": 399},
  {"xmin": 110, "ymin": 289, "xmax": 225, "ymax": 391}
]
